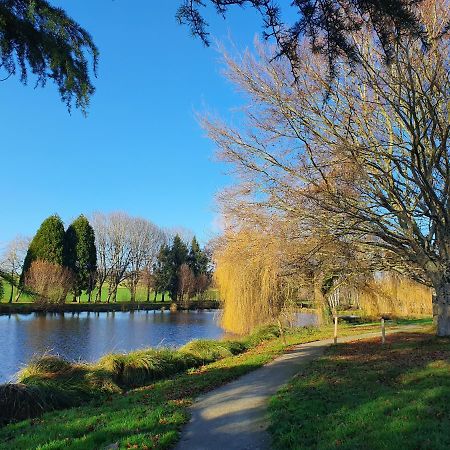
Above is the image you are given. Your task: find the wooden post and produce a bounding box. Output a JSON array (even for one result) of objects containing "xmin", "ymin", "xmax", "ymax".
[
  {"xmin": 334, "ymin": 315, "xmax": 338, "ymax": 344},
  {"xmin": 381, "ymin": 318, "xmax": 386, "ymax": 344}
]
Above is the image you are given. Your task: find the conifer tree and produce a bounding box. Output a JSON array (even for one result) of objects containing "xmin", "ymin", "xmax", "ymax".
[
  {"xmin": 21, "ymin": 214, "xmax": 65, "ymax": 284},
  {"xmin": 64, "ymin": 215, "xmax": 97, "ymax": 302},
  {"xmin": 153, "ymin": 244, "xmax": 171, "ymax": 302},
  {"xmin": 188, "ymin": 236, "xmax": 209, "ymax": 276}
]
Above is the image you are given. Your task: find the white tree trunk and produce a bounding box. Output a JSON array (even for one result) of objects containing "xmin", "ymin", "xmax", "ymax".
[{"xmin": 433, "ymin": 282, "xmax": 450, "ymax": 337}]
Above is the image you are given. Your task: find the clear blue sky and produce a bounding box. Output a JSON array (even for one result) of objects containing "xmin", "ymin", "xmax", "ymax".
[{"xmin": 0, "ymin": 1, "xmax": 262, "ymax": 245}]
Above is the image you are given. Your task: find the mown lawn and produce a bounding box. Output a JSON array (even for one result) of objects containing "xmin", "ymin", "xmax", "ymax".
[
  {"xmin": 269, "ymin": 328, "xmax": 450, "ymax": 450},
  {"xmin": 0, "ymin": 282, "xmax": 220, "ymax": 305},
  {"xmin": 0, "ymin": 322, "xmax": 404, "ymax": 450}
]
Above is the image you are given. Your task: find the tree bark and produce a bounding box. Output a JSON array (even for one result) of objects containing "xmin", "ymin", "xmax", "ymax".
[
  {"xmin": 314, "ymin": 274, "xmax": 331, "ymax": 325},
  {"xmin": 433, "ymin": 281, "xmax": 450, "ymax": 336},
  {"xmin": 9, "ymin": 281, "xmax": 14, "ymax": 303}
]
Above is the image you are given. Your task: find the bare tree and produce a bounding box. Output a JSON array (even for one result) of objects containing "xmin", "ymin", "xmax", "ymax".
[
  {"xmin": 178, "ymin": 263, "xmax": 196, "ymax": 306},
  {"xmin": 205, "ymin": 0, "xmax": 450, "ymax": 334},
  {"xmin": 25, "ymin": 260, "xmax": 74, "ymax": 305},
  {"xmin": 125, "ymin": 217, "xmax": 165, "ymax": 302},
  {"xmin": 91, "ymin": 213, "xmax": 111, "ymax": 303},
  {"xmin": 92, "ymin": 212, "xmax": 166, "ymax": 303},
  {"xmin": 0, "ymin": 236, "xmax": 30, "ymax": 302}
]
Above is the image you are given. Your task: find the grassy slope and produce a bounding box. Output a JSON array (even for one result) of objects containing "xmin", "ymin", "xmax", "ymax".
[
  {"xmin": 0, "ymin": 321, "xmax": 405, "ymax": 450},
  {"xmin": 269, "ymin": 327, "xmax": 450, "ymax": 450}
]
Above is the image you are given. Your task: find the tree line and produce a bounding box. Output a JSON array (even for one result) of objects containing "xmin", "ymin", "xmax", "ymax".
[{"xmin": 0, "ymin": 212, "xmax": 212, "ymax": 305}]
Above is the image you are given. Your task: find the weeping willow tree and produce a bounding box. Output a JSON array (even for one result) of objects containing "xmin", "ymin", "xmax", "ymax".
[{"xmin": 214, "ymin": 228, "xmax": 294, "ymax": 334}]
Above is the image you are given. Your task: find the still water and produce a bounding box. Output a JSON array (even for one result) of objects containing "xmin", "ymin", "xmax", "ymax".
[
  {"xmin": 0, "ymin": 310, "xmax": 318, "ymax": 383},
  {"xmin": 0, "ymin": 310, "xmax": 224, "ymax": 382}
]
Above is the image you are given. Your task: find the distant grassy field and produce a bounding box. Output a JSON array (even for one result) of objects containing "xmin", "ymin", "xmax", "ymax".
[
  {"xmin": 0, "ymin": 281, "xmax": 219, "ymax": 305},
  {"xmin": 269, "ymin": 327, "xmax": 449, "ymax": 450}
]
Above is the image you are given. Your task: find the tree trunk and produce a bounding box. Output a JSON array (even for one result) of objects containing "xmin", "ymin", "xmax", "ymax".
[
  {"xmin": 161, "ymin": 292, "xmax": 165, "ymax": 302},
  {"xmin": 97, "ymin": 284, "xmax": 103, "ymax": 303},
  {"xmin": 87, "ymin": 290, "xmax": 91, "ymax": 303},
  {"xmin": 146, "ymin": 285, "xmax": 150, "ymax": 302},
  {"xmin": 433, "ymin": 281, "xmax": 450, "ymax": 336},
  {"xmin": 314, "ymin": 274, "xmax": 331, "ymax": 325},
  {"xmin": 9, "ymin": 281, "xmax": 14, "ymax": 303}
]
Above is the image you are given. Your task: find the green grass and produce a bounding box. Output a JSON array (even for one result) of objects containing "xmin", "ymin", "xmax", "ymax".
[
  {"xmin": 269, "ymin": 327, "xmax": 450, "ymax": 450},
  {"xmin": 0, "ymin": 281, "xmax": 220, "ymax": 305},
  {"xmin": 0, "ymin": 321, "xmax": 424, "ymax": 449}
]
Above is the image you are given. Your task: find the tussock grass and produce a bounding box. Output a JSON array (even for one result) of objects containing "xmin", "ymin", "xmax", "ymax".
[
  {"xmin": 0, "ymin": 324, "xmax": 281, "ymax": 424},
  {"xmin": 99, "ymin": 349, "xmax": 201, "ymax": 388}
]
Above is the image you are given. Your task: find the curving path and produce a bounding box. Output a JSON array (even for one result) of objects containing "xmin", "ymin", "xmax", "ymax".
[{"xmin": 175, "ymin": 327, "xmax": 422, "ymax": 450}]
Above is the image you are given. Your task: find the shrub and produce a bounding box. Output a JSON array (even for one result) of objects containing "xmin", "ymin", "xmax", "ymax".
[{"xmin": 24, "ymin": 260, "xmax": 74, "ymax": 304}]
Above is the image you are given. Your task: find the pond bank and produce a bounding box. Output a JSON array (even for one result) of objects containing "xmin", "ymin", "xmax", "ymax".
[
  {"xmin": 0, "ymin": 299, "xmax": 221, "ymax": 315},
  {"xmin": 0, "ymin": 320, "xmax": 426, "ymax": 449}
]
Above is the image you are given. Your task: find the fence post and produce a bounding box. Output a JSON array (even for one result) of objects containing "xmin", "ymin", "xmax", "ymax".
[
  {"xmin": 334, "ymin": 315, "xmax": 338, "ymax": 344},
  {"xmin": 381, "ymin": 317, "xmax": 386, "ymax": 344}
]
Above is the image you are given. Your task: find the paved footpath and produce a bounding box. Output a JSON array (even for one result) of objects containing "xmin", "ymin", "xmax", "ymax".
[{"xmin": 175, "ymin": 327, "xmax": 421, "ymax": 450}]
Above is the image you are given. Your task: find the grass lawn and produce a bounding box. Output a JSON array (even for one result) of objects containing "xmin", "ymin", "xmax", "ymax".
[
  {"xmin": 269, "ymin": 327, "xmax": 450, "ymax": 450},
  {"xmin": 0, "ymin": 282, "xmax": 220, "ymax": 305},
  {"xmin": 0, "ymin": 321, "xmax": 414, "ymax": 450}
]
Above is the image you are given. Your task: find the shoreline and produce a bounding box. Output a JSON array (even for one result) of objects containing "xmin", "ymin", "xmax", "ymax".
[{"xmin": 0, "ymin": 299, "xmax": 221, "ymax": 316}]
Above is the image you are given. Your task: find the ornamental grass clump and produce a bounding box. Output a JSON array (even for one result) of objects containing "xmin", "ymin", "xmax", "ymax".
[{"xmin": 98, "ymin": 349, "xmax": 202, "ymax": 388}]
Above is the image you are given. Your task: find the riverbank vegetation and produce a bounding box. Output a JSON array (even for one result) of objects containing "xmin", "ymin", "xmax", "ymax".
[
  {"xmin": 269, "ymin": 330, "xmax": 450, "ymax": 449},
  {"xmin": 0, "ymin": 320, "xmax": 421, "ymax": 448}
]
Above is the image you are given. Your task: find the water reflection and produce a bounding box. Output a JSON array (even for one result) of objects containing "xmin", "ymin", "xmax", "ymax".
[{"xmin": 0, "ymin": 310, "xmax": 318, "ymax": 383}]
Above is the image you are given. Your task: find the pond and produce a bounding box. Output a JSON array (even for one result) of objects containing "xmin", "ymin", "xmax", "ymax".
[{"xmin": 0, "ymin": 309, "xmax": 318, "ymax": 383}]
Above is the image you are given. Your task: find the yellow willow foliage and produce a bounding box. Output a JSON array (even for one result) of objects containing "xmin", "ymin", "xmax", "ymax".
[
  {"xmin": 359, "ymin": 274, "xmax": 432, "ymax": 317},
  {"xmin": 214, "ymin": 230, "xmax": 288, "ymax": 334}
]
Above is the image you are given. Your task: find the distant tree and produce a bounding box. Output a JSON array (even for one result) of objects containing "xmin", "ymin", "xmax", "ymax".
[
  {"xmin": 167, "ymin": 235, "xmax": 189, "ymax": 302},
  {"xmin": 0, "ymin": 236, "xmax": 29, "ymax": 302},
  {"xmin": 21, "ymin": 214, "xmax": 65, "ymax": 285},
  {"xmin": 178, "ymin": 263, "xmax": 196, "ymax": 305},
  {"xmin": 0, "ymin": 279, "xmax": 4, "ymax": 301},
  {"xmin": 188, "ymin": 236, "xmax": 208, "ymax": 276},
  {"xmin": 0, "ymin": 0, "xmax": 98, "ymax": 113},
  {"xmin": 153, "ymin": 243, "xmax": 171, "ymax": 302},
  {"xmin": 125, "ymin": 217, "xmax": 163, "ymax": 302},
  {"xmin": 64, "ymin": 215, "xmax": 97, "ymax": 302},
  {"xmin": 25, "ymin": 259, "xmax": 73, "ymax": 304}
]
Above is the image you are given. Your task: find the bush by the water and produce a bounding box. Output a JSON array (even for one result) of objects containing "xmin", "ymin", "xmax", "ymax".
[{"xmin": 0, "ymin": 324, "xmax": 284, "ymax": 424}]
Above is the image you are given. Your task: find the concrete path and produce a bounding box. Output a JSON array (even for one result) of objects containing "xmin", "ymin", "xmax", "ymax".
[{"xmin": 175, "ymin": 327, "xmax": 420, "ymax": 450}]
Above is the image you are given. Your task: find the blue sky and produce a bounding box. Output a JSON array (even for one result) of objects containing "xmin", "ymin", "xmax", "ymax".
[{"xmin": 0, "ymin": 1, "xmax": 262, "ymax": 245}]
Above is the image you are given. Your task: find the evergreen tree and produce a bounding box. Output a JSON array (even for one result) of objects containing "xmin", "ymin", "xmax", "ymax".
[
  {"xmin": 188, "ymin": 236, "xmax": 209, "ymax": 276},
  {"xmin": 64, "ymin": 215, "xmax": 97, "ymax": 301},
  {"xmin": 153, "ymin": 236, "xmax": 189, "ymax": 303},
  {"xmin": 153, "ymin": 244, "xmax": 171, "ymax": 302},
  {"xmin": 167, "ymin": 235, "xmax": 189, "ymax": 302},
  {"xmin": 21, "ymin": 214, "xmax": 65, "ymax": 284},
  {"xmin": 0, "ymin": 0, "xmax": 98, "ymax": 113}
]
